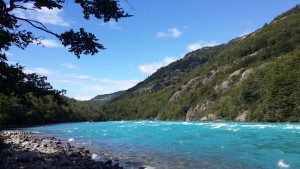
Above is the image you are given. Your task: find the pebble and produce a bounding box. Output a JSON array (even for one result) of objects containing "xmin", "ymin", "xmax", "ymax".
[{"xmin": 0, "ymin": 131, "xmax": 125, "ymax": 169}]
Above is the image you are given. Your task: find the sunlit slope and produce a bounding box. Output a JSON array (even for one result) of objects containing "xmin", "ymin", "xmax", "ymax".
[{"xmin": 100, "ymin": 5, "xmax": 300, "ymax": 122}]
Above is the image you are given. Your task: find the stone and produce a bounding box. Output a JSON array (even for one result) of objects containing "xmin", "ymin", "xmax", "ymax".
[
  {"xmin": 105, "ymin": 159, "xmax": 113, "ymax": 165},
  {"xmin": 16, "ymin": 152, "xmax": 37, "ymax": 163},
  {"xmin": 57, "ymin": 156, "xmax": 71, "ymax": 166},
  {"xmin": 200, "ymin": 114, "xmax": 218, "ymax": 121},
  {"xmin": 235, "ymin": 111, "xmax": 248, "ymax": 121},
  {"xmin": 91, "ymin": 164, "xmax": 99, "ymax": 169},
  {"xmin": 169, "ymin": 77, "xmax": 201, "ymax": 102},
  {"xmin": 229, "ymin": 68, "xmax": 243, "ymax": 77},
  {"xmin": 68, "ymin": 151, "xmax": 78, "ymax": 157},
  {"xmin": 240, "ymin": 68, "xmax": 253, "ymax": 81},
  {"xmin": 186, "ymin": 101, "xmax": 214, "ymax": 121},
  {"xmin": 41, "ymin": 143, "xmax": 48, "ymax": 148}
]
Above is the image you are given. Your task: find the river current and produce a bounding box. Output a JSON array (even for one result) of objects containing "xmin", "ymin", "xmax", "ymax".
[{"xmin": 22, "ymin": 121, "xmax": 300, "ymax": 169}]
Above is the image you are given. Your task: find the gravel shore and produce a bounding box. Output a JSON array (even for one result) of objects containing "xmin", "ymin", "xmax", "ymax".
[{"xmin": 0, "ymin": 131, "xmax": 143, "ymax": 169}]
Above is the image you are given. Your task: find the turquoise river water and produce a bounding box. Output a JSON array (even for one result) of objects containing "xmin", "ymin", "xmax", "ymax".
[{"xmin": 22, "ymin": 121, "xmax": 300, "ymax": 169}]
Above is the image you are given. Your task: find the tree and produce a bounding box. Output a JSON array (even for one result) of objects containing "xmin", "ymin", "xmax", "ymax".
[
  {"xmin": 0, "ymin": 55, "xmax": 66, "ymax": 105},
  {"xmin": 0, "ymin": 0, "xmax": 132, "ymax": 127},
  {"xmin": 0, "ymin": 0, "xmax": 132, "ymax": 58}
]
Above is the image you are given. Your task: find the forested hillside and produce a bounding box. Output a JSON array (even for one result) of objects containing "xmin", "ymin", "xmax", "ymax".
[{"xmin": 99, "ymin": 5, "xmax": 300, "ymax": 122}]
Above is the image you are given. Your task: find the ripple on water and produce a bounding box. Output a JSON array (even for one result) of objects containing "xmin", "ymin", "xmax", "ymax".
[{"xmin": 278, "ymin": 159, "xmax": 289, "ymax": 168}]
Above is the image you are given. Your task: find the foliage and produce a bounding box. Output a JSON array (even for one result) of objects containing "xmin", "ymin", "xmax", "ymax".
[
  {"xmin": 0, "ymin": 55, "xmax": 106, "ymax": 127},
  {"xmin": 0, "ymin": 0, "xmax": 131, "ymax": 126},
  {"xmin": 0, "ymin": 55, "xmax": 66, "ymax": 106},
  {"xmin": 0, "ymin": 0, "xmax": 131, "ymax": 58},
  {"xmin": 99, "ymin": 5, "xmax": 300, "ymax": 122}
]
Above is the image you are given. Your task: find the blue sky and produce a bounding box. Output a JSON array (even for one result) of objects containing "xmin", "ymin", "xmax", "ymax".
[{"xmin": 6, "ymin": 0, "xmax": 300, "ymax": 100}]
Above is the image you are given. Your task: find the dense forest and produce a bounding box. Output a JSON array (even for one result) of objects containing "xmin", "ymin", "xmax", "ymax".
[
  {"xmin": 98, "ymin": 5, "xmax": 300, "ymax": 122},
  {"xmin": 0, "ymin": 56, "xmax": 106, "ymax": 127}
]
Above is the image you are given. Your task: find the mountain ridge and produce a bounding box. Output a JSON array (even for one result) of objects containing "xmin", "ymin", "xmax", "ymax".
[
  {"xmin": 89, "ymin": 91, "xmax": 125, "ymax": 104},
  {"xmin": 97, "ymin": 5, "xmax": 300, "ymax": 122}
]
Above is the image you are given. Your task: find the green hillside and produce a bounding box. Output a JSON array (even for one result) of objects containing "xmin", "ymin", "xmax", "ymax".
[{"xmin": 99, "ymin": 5, "xmax": 300, "ymax": 122}]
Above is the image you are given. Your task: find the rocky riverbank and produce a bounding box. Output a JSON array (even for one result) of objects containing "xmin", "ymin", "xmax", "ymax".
[{"xmin": 0, "ymin": 131, "xmax": 141, "ymax": 169}]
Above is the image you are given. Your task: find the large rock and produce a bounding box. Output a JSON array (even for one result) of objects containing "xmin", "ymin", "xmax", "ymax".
[
  {"xmin": 57, "ymin": 156, "xmax": 72, "ymax": 166},
  {"xmin": 229, "ymin": 68, "xmax": 243, "ymax": 77},
  {"xmin": 235, "ymin": 111, "xmax": 248, "ymax": 121},
  {"xmin": 200, "ymin": 114, "xmax": 218, "ymax": 121},
  {"xmin": 186, "ymin": 101, "xmax": 214, "ymax": 121},
  {"xmin": 16, "ymin": 152, "xmax": 37, "ymax": 163},
  {"xmin": 240, "ymin": 68, "xmax": 254, "ymax": 81},
  {"xmin": 68, "ymin": 151, "xmax": 79, "ymax": 157},
  {"xmin": 169, "ymin": 77, "xmax": 201, "ymax": 102}
]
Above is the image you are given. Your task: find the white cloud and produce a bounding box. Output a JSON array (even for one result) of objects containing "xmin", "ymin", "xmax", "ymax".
[
  {"xmin": 40, "ymin": 39, "xmax": 62, "ymax": 48},
  {"xmin": 139, "ymin": 57, "xmax": 177, "ymax": 75},
  {"xmin": 63, "ymin": 78, "xmax": 140, "ymax": 101},
  {"xmin": 70, "ymin": 84, "xmax": 104, "ymax": 101},
  {"xmin": 76, "ymin": 75, "xmax": 91, "ymax": 79},
  {"xmin": 100, "ymin": 78, "xmax": 140, "ymax": 91},
  {"xmin": 100, "ymin": 21, "xmax": 121, "ymax": 30},
  {"xmin": 187, "ymin": 41, "xmax": 220, "ymax": 52},
  {"xmin": 187, "ymin": 42, "xmax": 202, "ymax": 52},
  {"xmin": 14, "ymin": 3, "xmax": 69, "ymax": 27},
  {"xmin": 60, "ymin": 63, "xmax": 79, "ymax": 70},
  {"xmin": 157, "ymin": 28, "xmax": 182, "ymax": 38},
  {"xmin": 24, "ymin": 67, "xmax": 58, "ymax": 75}
]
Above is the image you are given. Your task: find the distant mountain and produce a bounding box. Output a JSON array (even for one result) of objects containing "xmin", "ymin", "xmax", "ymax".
[
  {"xmin": 89, "ymin": 91, "xmax": 125, "ymax": 104},
  {"xmin": 99, "ymin": 5, "xmax": 300, "ymax": 122}
]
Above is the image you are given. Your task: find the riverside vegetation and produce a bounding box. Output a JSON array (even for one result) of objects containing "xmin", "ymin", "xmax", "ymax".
[{"xmin": 1, "ymin": 5, "xmax": 300, "ymax": 129}]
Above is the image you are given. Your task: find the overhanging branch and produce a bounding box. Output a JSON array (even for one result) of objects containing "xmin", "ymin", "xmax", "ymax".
[{"xmin": 9, "ymin": 14, "xmax": 59, "ymax": 37}]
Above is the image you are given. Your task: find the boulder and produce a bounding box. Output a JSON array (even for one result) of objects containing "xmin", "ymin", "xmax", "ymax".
[
  {"xmin": 240, "ymin": 68, "xmax": 253, "ymax": 81},
  {"xmin": 235, "ymin": 111, "xmax": 248, "ymax": 121},
  {"xmin": 68, "ymin": 151, "xmax": 78, "ymax": 157},
  {"xmin": 200, "ymin": 114, "xmax": 218, "ymax": 121},
  {"xmin": 57, "ymin": 156, "xmax": 71, "ymax": 166},
  {"xmin": 186, "ymin": 101, "xmax": 214, "ymax": 121},
  {"xmin": 16, "ymin": 152, "xmax": 37, "ymax": 163}
]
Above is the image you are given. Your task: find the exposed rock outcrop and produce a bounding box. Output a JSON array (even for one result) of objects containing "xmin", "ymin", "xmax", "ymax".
[
  {"xmin": 169, "ymin": 77, "xmax": 201, "ymax": 102},
  {"xmin": 186, "ymin": 101, "xmax": 214, "ymax": 121},
  {"xmin": 235, "ymin": 111, "xmax": 248, "ymax": 121},
  {"xmin": 200, "ymin": 114, "xmax": 218, "ymax": 121},
  {"xmin": 229, "ymin": 68, "xmax": 243, "ymax": 78},
  {"xmin": 170, "ymin": 71, "xmax": 216, "ymax": 102},
  {"xmin": 240, "ymin": 68, "xmax": 254, "ymax": 81}
]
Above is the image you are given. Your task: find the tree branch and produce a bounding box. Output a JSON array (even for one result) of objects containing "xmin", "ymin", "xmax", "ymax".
[
  {"xmin": 2, "ymin": 0, "xmax": 22, "ymax": 13},
  {"xmin": 14, "ymin": 5, "xmax": 36, "ymax": 11},
  {"xmin": 9, "ymin": 14, "xmax": 59, "ymax": 37}
]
